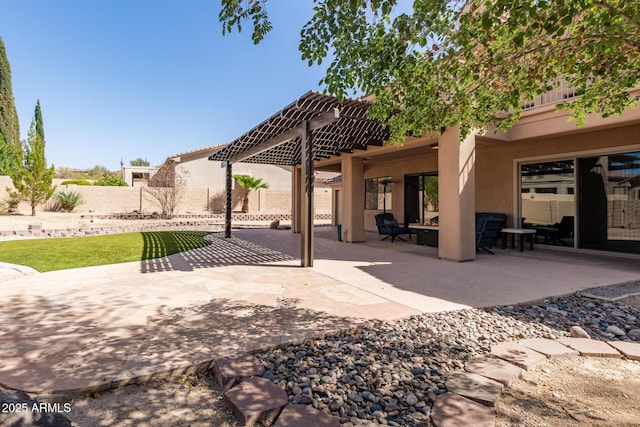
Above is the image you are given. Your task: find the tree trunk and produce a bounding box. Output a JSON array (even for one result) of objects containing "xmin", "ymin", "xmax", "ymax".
[
  {"xmin": 242, "ymin": 193, "xmax": 249, "ymax": 213},
  {"xmin": 31, "ymin": 203, "xmax": 36, "ymax": 216}
]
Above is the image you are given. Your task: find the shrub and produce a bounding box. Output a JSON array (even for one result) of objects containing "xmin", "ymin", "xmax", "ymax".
[
  {"xmin": 60, "ymin": 180, "xmax": 92, "ymax": 186},
  {"xmin": 53, "ymin": 190, "xmax": 85, "ymax": 212},
  {"xmin": 0, "ymin": 187, "xmax": 21, "ymax": 214},
  {"xmin": 93, "ymin": 174, "xmax": 128, "ymax": 186}
]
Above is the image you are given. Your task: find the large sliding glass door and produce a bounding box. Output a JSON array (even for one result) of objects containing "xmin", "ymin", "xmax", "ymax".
[
  {"xmin": 521, "ymin": 160, "xmax": 575, "ymax": 246},
  {"xmin": 578, "ymin": 152, "xmax": 640, "ymax": 254},
  {"xmin": 520, "ymin": 151, "xmax": 640, "ymax": 255},
  {"xmin": 405, "ymin": 172, "xmax": 438, "ymax": 225}
]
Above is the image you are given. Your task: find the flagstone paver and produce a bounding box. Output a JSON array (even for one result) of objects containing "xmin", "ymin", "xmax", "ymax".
[
  {"xmin": 273, "ymin": 404, "xmax": 341, "ymax": 427},
  {"xmin": 444, "ymin": 371, "xmax": 504, "ymax": 406},
  {"xmin": 464, "ymin": 355, "xmax": 523, "ymax": 386},
  {"xmin": 607, "ymin": 341, "xmax": 640, "ymax": 361},
  {"xmin": 557, "ymin": 337, "xmax": 622, "ymax": 358},
  {"xmin": 215, "ymin": 354, "xmax": 265, "ymax": 392},
  {"xmin": 431, "ymin": 393, "xmax": 495, "ymax": 427},
  {"xmin": 519, "ymin": 338, "xmax": 579, "ymax": 359},
  {"xmin": 490, "ymin": 342, "xmax": 546, "ymax": 370},
  {"xmin": 224, "ymin": 376, "xmax": 288, "ymax": 426}
]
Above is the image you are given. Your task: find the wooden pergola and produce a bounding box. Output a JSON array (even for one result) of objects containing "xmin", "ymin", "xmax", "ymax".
[{"xmin": 208, "ymin": 91, "xmax": 389, "ymax": 267}]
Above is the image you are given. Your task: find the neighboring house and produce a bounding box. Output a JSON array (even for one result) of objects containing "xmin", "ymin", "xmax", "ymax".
[
  {"xmin": 159, "ymin": 145, "xmax": 293, "ymax": 190},
  {"xmin": 122, "ymin": 165, "xmax": 158, "ymax": 187},
  {"xmin": 210, "ymin": 88, "xmax": 640, "ymax": 264},
  {"xmin": 153, "ymin": 145, "xmax": 333, "ymax": 215}
]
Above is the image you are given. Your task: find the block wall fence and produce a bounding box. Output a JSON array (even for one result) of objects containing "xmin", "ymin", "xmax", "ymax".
[{"xmin": 0, "ymin": 177, "xmax": 333, "ymax": 216}]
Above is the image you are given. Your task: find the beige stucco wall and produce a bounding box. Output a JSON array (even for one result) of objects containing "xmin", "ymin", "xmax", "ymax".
[
  {"xmin": 361, "ymin": 148, "xmax": 439, "ymax": 232},
  {"xmin": 335, "ymin": 122, "xmax": 640, "ymax": 232},
  {"xmin": 0, "ymin": 176, "xmax": 331, "ymax": 216},
  {"xmin": 176, "ymin": 156, "xmax": 293, "ymax": 191},
  {"xmin": 476, "ymin": 123, "xmax": 640, "ymax": 226}
]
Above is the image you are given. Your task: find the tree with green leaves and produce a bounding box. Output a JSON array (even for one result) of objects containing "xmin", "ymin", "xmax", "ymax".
[
  {"xmin": 233, "ymin": 174, "xmax": 268, "ymax": 213},
  {"xmin": 11, "ymin": 101, "xmax": 56, "ymax": 216},
  {"xmin": 220, "ymin": 0, "xmax": 640, "ymax": 141},
  {"xmin": 93, "ymin": 174, "xmax": 128, "ymax": 186},
  {"xmin": 130, "ymin": 157, "xmax": 150, "ymax": 166},
  {"xmin": 0, "ymin": 38, "xmax": 20, "ymax": 174},
  {"xmin": 86, "ymin": 165, "xmax": 113, "ymax": 179}
]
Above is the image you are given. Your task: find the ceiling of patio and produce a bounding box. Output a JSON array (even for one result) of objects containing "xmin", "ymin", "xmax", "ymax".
[{"xmin": 208, "ymin": 91, "xmax": 390, "ymax": 166}]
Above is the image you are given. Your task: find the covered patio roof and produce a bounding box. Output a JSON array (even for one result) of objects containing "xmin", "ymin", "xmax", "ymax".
[
  {"xmin": 208, "ymin": 91, "xmax": 389, "ymax": 268},
  {"xmin": 208, "ymin": 91, "xmax": 389, "ymax": 165}
]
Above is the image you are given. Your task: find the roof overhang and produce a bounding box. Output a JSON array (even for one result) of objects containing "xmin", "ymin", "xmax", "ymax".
[{"xmin": 208, "ymin": 91, "xmax": 389, "ymax": 165}]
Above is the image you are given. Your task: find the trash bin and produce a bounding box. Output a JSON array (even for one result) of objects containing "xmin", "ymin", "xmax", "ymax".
[{"xmin": 337, "ymin": 224, "xmax": 342, "ymax": 241}]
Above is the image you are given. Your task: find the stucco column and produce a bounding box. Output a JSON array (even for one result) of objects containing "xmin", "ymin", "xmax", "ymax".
[
  {"xmin": 341, "ymin": 154, "xmax": 365, "ymax": 242},
  {"xmin": 292, "ymin": 165, "xmax": 302, "ymax": 233},
  {"xmin": 438, "ymin": 125, "xmax": 476, "ymax": 261}
]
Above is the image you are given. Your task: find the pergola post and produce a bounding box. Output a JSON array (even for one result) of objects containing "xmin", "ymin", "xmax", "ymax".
[
  {"xmin": 225, "ymin": 162, "xmax": 232, "ymax": 238},
  {"xmin": 292, "ymin": 166, "xmax": 302, "ymax": 234},
  {"xmin": 300, "ymin": 121, "xmax": 314, "ymax": 267}
]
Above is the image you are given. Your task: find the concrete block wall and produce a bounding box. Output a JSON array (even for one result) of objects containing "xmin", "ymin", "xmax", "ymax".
[{"xmin": 0, "ymin": 176, "xmax": 332, "ymax": 216}]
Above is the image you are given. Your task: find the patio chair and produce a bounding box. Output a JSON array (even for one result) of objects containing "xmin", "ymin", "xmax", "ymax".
[
  {"xmin": 533, "ymin": 216, "xmax": 574, "ymax": 246},
  {"xmin": 375, "ymin": 213, "xmax": 412, "ymax": 242},
  {"xmin": 476, "ymin": 213, "xmax": 507, "ymax": 254},
  {"xmin": 551, "ymin": 216, "xmax": 574, "ymax": 246}
]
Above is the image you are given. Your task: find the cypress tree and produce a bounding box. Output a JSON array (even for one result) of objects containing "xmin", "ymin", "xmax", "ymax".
[
  {"xmin": 0, "ymin": 38, "xmax": 20, "ymax": 175},
  {"xmin": 11, "ymin": 102, "xmax": 55, "ymax": 216},
  {"xmin": 35, "ymin": 100, "xmax": 44, "ymax": 143}
]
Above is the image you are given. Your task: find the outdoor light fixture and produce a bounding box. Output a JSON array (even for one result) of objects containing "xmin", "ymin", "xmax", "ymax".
[{"xmin": 379, "ymin": 177, "xmax": 393, "ymax": 213}]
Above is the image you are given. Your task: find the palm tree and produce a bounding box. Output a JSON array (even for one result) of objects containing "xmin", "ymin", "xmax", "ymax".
[{"xmin": 233, "ymin": 175, "xmax": 269, "ymax": 213}]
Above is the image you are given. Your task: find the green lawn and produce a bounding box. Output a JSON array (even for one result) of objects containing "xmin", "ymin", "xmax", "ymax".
[{"xmin": 0, "ymin": 231, "xmax": 215, "ymax": 272}]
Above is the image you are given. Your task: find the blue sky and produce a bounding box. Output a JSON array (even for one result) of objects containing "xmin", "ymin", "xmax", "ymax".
[{"xmin": 1, "ymin": 1, "xmax": 328, "ymax": 170}]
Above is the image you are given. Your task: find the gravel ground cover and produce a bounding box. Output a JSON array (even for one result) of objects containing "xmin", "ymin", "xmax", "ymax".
[{"xmin": 255, "ymin": 292, "xmax": 640, "ymax": 427}]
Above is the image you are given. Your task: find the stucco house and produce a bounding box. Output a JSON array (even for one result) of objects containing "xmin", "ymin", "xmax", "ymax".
[
  {"xmin": 209, "ymin": 88, "xmax": 640, "ymax": 266},
  {"xmin": 153, "ymin": 144, "xmax": 334, "ymax": 215},
  {"xmin": 159, "ymin": 145, "xmax": 293, "ymax": 191}
]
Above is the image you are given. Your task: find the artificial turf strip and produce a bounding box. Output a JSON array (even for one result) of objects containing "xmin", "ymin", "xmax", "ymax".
[{"xmin": 0, "ymin": 231, "xmax": 215, "ymax": 272}]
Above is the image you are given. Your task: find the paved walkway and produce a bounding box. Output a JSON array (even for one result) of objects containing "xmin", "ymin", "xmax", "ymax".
[{"xmin": 0, "ymin": 226, "xmax": 639, "ymax": 395}]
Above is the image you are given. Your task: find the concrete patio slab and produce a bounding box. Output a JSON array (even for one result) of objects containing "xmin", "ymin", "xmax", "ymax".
[{"xmin": 0, "ymin": 226, "xmax": 638, "ymax": 397}]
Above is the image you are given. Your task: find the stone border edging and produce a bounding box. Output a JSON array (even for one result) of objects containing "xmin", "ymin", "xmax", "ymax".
[
  {"xmin": 430, "ymin": 331, "xmax": 640, "ymax": 427},
  {"xmin": 212, "ymin": 330, "xmax": 640, "ymax": 427},
  {"xmin": 4, "ymin": 322, "xmax": 639, "ymax": 426}
]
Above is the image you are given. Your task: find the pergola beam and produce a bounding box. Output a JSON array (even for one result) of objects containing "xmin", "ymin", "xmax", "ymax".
[
  {"xmin": 227, "ymin": 109, "xmax": 339, "ymax": 164},
  {"xmin": 207, "ymin": 92, "xmax": 389, "ymax": 268}
]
